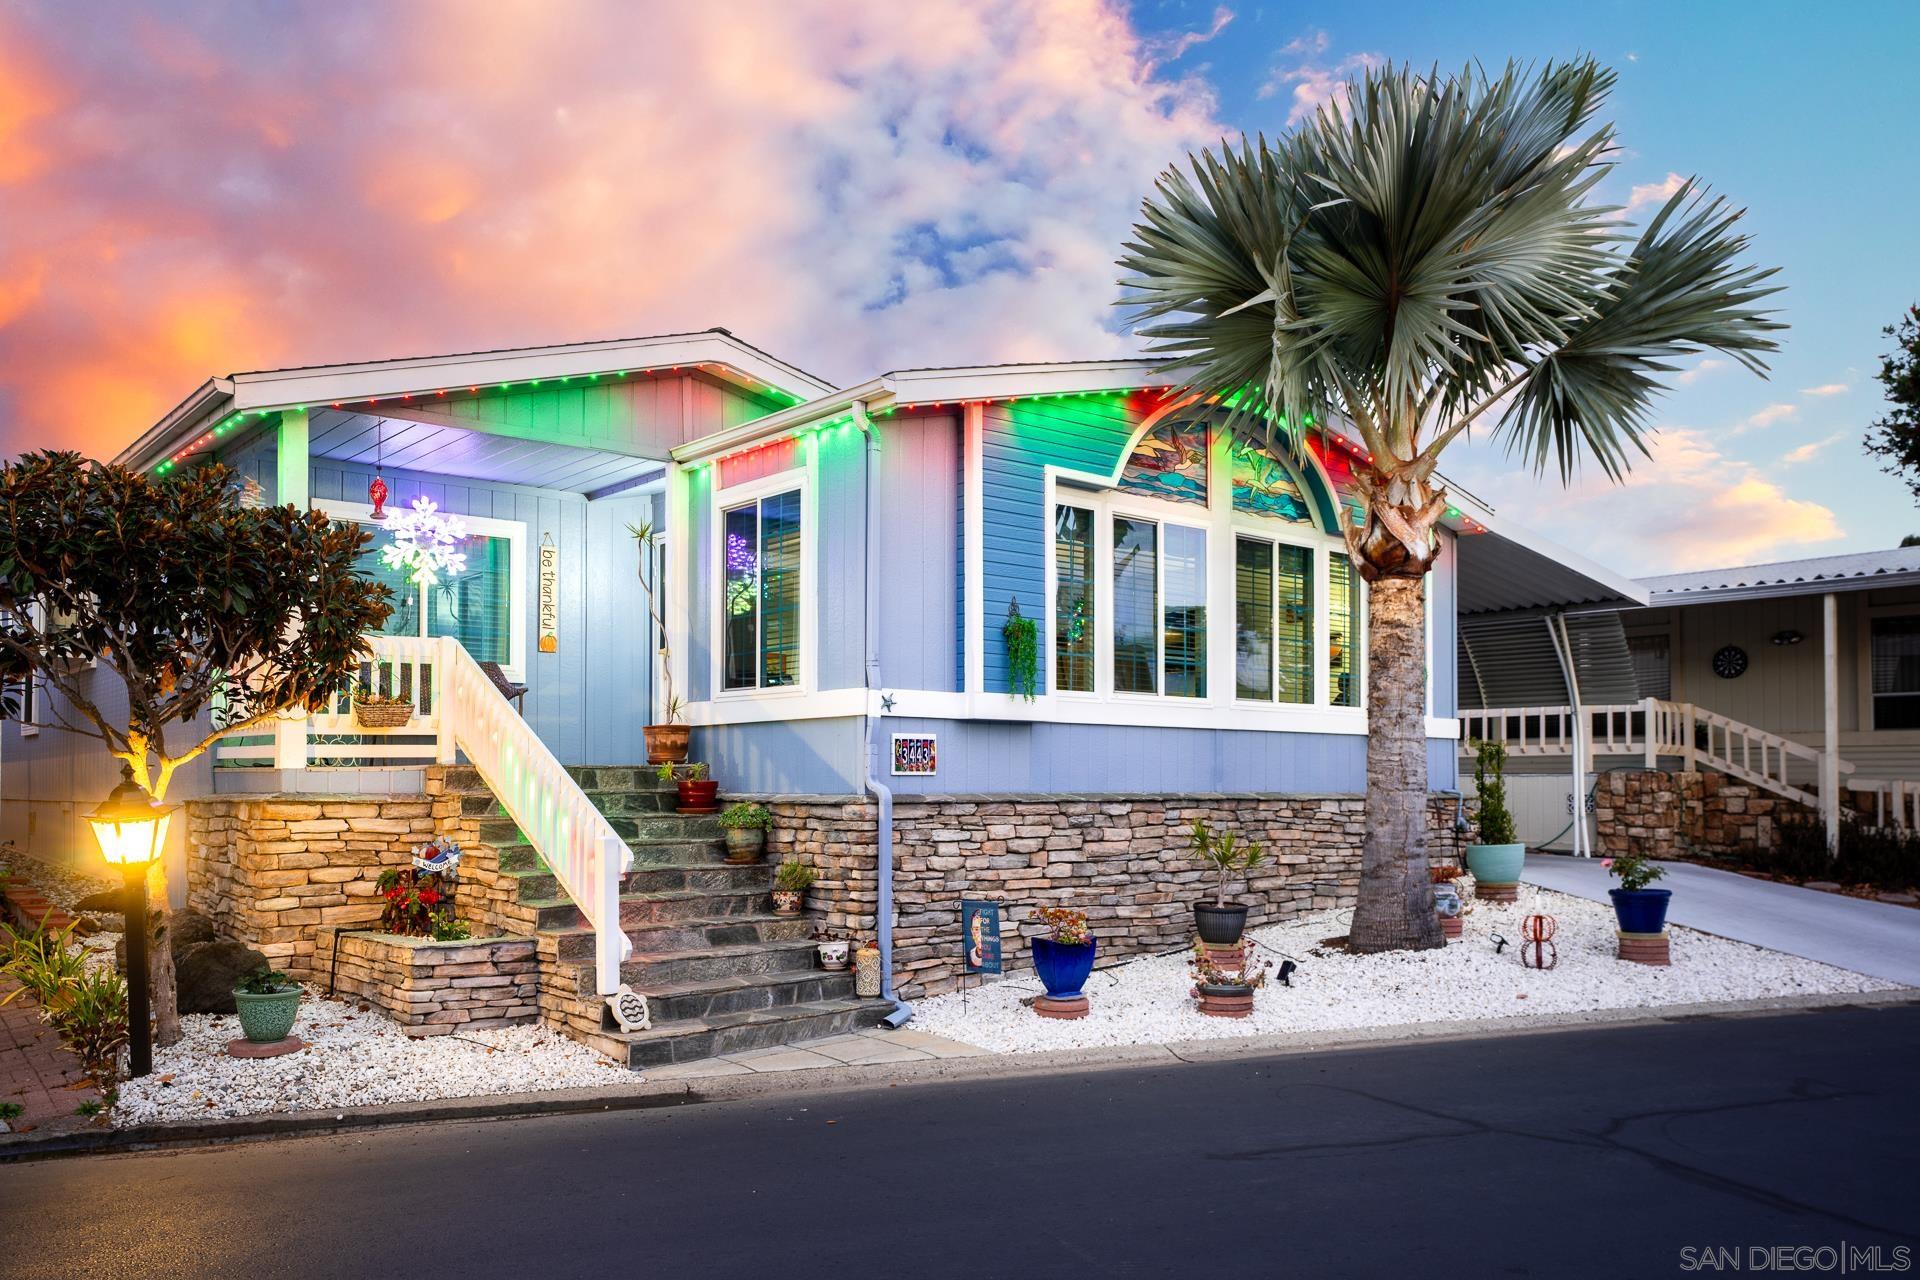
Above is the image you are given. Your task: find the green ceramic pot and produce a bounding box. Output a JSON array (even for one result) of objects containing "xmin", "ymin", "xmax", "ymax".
[
  {"xmin": 1465, "ymin": 842, "xmax": 1526, "ymax": 888},
  {"xmin": 233, "ymin": 986, "xmax": 302, "ymax": 1043}
]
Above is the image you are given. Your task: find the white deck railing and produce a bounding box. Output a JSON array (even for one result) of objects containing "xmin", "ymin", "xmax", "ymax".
[{"xmin": 217, "ymin": 635, "xmax": 633, "ymax": 996}]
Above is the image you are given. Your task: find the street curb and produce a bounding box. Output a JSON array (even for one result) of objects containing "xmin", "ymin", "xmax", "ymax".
[{"xmin": 3, "ymin": 987, "xmax": 1912, "ymax": 1162}]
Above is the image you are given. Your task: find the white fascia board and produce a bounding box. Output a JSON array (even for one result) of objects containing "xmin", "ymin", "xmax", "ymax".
[
  {"xmin": 883, "ymin": 359, "xmax": 1175, "ymax": 405},
  {"xmin": 115, "ymin": 378, "xmax": 233, "ymax": 469},
  {"xmin": 672, "ymin": 378, "xmax": 893, "ymax": 465},
  {"xmin": 1445, "ymin": 488, "xmax": 1649, "ymax": 610},
  {"xmin": 226, "ymin": 332, "xmax": 833, "ymax": 416}
]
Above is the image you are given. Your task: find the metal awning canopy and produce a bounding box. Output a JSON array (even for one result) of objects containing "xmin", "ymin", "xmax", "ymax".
[{"xmin": 1444, "ymin": 490, "xmax": 1649, "ymax": 617}]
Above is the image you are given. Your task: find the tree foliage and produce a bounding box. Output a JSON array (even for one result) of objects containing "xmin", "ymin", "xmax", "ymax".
[
  {"xmin": 0, "ymin": 452, "xmax": 391, "ymax": 799},
  {"xmin": 1865, "ymin": 305, "xmax": 1920, "ymax": 501}
]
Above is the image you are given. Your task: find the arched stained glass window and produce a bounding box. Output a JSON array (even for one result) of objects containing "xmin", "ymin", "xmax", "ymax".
[
  {"xmin": 1228, "ymin": 435, "xmax": 1314, "ymax": 524},
  {"xmin": 1305, "ymin": 435, "xmax": 1367, "ymax": 531},
  {"xmin": 1118, "ymin": 419, "xmax": 1208, "ymax": 507}
]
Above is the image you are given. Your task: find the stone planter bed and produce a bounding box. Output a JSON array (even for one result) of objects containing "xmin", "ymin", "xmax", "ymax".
[
  {"xmin": 910, "ymin": 886, "xmax": 1902, "ymax": 1054},
  {"xmin": 113, "ymin": 990, "xmax": 626, "ymax": 1124},
  {"xmin": 323, "ymin": 930, "xmax": 539, "ymax": 1034}
]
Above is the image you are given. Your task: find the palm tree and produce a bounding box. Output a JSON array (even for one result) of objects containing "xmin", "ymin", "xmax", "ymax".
[{"xmin": 1117, "ymin": 59, "xmax": 1782, "ymax": 952}]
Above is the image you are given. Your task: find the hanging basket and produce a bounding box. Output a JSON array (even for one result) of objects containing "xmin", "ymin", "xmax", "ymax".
[{"xmin": 354, "ymin": 700, "xmax": 414, "ymax": 729}]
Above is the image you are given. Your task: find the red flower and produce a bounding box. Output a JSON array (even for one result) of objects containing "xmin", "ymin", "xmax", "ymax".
[{"xmin": 419, "ymin": 889, "xmax": 441, "ymax": 905}]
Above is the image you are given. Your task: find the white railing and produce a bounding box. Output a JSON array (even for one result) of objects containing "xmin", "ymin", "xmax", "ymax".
[
  {"xmin": 1854, "ymin": 778, "xmax": 1920, "ymax": 833},
  {"xmin": 217, "ymin": 635, "xmax": 633, "ymax": 997}
]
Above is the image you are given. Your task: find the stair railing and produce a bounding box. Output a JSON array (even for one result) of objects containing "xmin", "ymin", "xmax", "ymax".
[{"xmin": 431, "ymin": 635, "xmax": 633, "ymax": 997}]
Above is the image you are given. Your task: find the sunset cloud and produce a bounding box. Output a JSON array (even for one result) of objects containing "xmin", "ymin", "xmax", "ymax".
[
  {"xmin": 1801, "ymin": 382, "xmax": 1849, "ymax": 397},
  {"xmin": 0, "ymin": 0, "xmax": 1222, "ymax": 459},
  {"xmin": 1780, "ymin": 430, "xmax": 1847, "ymax": 465},
  {"xmin": 1259, "ymin": 32, "xmax": 1382, "ymax": 123},
  {"xmin": 1626, "ymin": 171, "xmax": 1686, "ymax": 212}
]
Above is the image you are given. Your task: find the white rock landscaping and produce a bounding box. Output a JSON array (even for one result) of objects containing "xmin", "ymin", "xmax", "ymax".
[
  {"xmin": 114, "ymin": 992, "xmax": 629, "ymax": 1124},
  {"xmin": 911, "ymin": 886, "xmax": 1902, "ymax": 1054}
]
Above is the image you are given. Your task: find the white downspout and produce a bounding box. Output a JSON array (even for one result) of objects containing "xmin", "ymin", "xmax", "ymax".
[
  {"xmin": 1548, "ymin": 612, "xmax": 1588, "ymax": 857},
  {"xmin": 855, "ymin": 399, "xmax": 911, "ymax": 1026}
]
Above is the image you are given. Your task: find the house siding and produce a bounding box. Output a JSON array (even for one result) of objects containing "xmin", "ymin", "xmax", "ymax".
[{"xmin": 878, "ymin": 413, "xmax": 960, "ymax": 692}]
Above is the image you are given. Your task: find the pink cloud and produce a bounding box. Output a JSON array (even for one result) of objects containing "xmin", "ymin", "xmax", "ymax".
[
  {"xmin": 0, "ymin": 0, "xmax": 1222, "ymax": 460},
  {"xmin": 1626, "ymin": 171, "xmax": 1686, "ymax": 212},
  {"xmin": 1259, "ymin": 38, "xmax": 1383, "ymax": 123}
]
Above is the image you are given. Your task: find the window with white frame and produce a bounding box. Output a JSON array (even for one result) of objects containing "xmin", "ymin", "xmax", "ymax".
[
  {"xmin": 320, "ymin": 500, "xmax": 528, "ymax": 679},
  {"xmin": 1048, "ymin": 418, "xmax": 1366, "ymax": 709},
  {"xmin": 721, "ymin": 489, "xmax": 802, "ymax": 692}
]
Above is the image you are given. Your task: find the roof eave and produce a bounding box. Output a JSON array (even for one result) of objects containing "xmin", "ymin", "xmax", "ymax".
[{"xmin": 115, "ymin": 378, "xmax": 233, "ymax": 470}]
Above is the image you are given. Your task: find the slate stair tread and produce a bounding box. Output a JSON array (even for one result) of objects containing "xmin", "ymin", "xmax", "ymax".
[{"xmin": 609, "ymin": 998, "xmax": 889, "ymax": 1068}]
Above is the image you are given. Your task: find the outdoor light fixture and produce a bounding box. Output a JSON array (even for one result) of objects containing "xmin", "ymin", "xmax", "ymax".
[{"xmin": 88, "ymin": 770, "xmax": 172, "ymax": 1079}]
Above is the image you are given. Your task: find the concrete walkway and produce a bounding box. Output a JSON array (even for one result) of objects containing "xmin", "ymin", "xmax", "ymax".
[{"xmin": 1525, "ymin": 853, "xmax": 1920, "ymax": 987}]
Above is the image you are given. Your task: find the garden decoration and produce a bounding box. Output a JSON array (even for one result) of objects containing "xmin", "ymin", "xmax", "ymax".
[
  {"xmin": 1465, "ymin": 740, "xmax": 1525, "ymax": 902},
  {"xmin": 230, "ymin": 966, "xmax": 303, "ymax": 1056},
  {"xmin": 719, "ymin": 802, "xmax": 772, "ymax": 864},
  {"xmin": 1520, "ymin": 914, "xmax": 1558, "ymax": 970},
  {"xmin": 608, "ymin": 985, "xmax": 652, "ymax": 1033},
  {"xmin": 629, "ymin": 522, "xmax": 690, "ymax": 763},
  {"xmin": 1029, "ymin": 906, "xmax": 1096, "ymax": 1019},
  {"xmin": 1188, "ymin": 820, "xmax": 1265, "ymax": 945},
  {"xmin": 1606, "ymin": 852, "xmax": 1673, "ymax": 965},
  {"xmin": 1190, "ymin": 940, "xmax": 1271, "ymax": 1019},
  {"xmin": 1433, "ymin": 881, "xmax": 1464, "ymax": 941},
  {"xmin": 411, "ymin": 835, "xmax": 462, "ymax": 878},
  {"xmin": 351, "ymin": 684, "xmax": 414, "ymax": 729},
  {"xmin": 380, "ymin": 496, "xmax": 468, "ymax": 587},
  {"xmin": 853, "ymin": 939, "xmax": 883, "ymax": 998},
  {"xmin": 772, "ymin": 859, "xmax": 814, "ymax": 916},
  {"xmin": 1003, "ymin": 598, "xmax": 1039, "ymax": 701}
]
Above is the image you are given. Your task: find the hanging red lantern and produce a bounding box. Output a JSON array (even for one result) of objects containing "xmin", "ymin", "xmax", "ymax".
[{"xmin": 368, "ymin": 473, "xmax": 389, "ymax": 520}]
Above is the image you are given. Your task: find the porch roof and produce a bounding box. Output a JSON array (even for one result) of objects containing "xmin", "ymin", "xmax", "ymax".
[{"xmin": 1637, "ymin": 546, "xmax": 1920, "ymax": 607}]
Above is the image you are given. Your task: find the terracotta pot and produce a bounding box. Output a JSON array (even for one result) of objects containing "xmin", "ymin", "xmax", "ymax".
[
  {"xmin": 772, "ymin": 889, "xmax": 803, "ymax": 917},
  {"xmin": 1196, "ymin": 983, "xmax": 1255, "ymax": 1018},
  {"xmin": 644, "ymin": 723, "xmax": 690, "ymax": 764},
  {"xmin": 676, "ymin": 778, "xmax": 719, "ymax": 813},
  {"xmin": 1438, "ymin": 913, "xmax": 1462, "ymax": 940}
]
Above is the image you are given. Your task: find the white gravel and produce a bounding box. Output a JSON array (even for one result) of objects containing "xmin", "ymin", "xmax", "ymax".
[
  {"xmin": 912, "ymin": 886, "xmax": 1902, "ymax": 1054},
  {"xmin": 114, "ymin": 992, "xmax": 630, "ymax": 1124}
]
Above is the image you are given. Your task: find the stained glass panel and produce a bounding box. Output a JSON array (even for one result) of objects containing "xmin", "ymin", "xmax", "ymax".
[{"xmin": 1119, "ymin": 419, "xmax": 1208, "ymax": 507}]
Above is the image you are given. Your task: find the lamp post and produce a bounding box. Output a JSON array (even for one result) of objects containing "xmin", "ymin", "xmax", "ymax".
[{"xmin": 87, "ymin": 771, "xmax": 173, "ymax": 1079}]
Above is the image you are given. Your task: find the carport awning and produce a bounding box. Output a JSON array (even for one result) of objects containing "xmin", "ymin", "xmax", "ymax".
[
  {"xmin": 1458, "ymin": 611, "xmax": 1642, "ymax": 710},
  {"xmin": 1450, "ymin": 509, "xmax": 1647, "ymax": 617}
]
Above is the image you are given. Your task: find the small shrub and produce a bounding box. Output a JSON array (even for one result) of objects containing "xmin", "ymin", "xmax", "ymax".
[
  {"xmin": 0, "ymin": 1101, "xmax": 24, "ymax": 1122},
  {"xmin": 775, "ymin": 860, "xmax": 815, "ymax": 893},
  {"xmin": 52, "ymin": 970, "xmax": 128, "ymax": 1090},
  {"xmin": 429, "ymin": 912, "xmax": 472, "ymax": 942},
  {"xmin": 235, "ymin": 966, "xmax": 299, "ymax": 996},
  {"xmin": 1187, "ymin": 820, "xmax": 1265, "ymax": 907},
  {"xmin": 1768, "ymin": 815, "xmax": 1920, "ymax": 889},
  {"xmin": 74, "ymin": 1100, "xmax": 104, "ymax": 1118},
  {"xmin": 1471, "ymin": 740, "xmax": 1517, "ymax": 845},
  {"xmin": 1034, "ymin": 906, "xmax": 1091, "ymax": 945},
  {"xmin": 0, "ymin": 919, "xmax": 89, "ymax": 1010},
  {"xmin": 719, "ymin": 802, "xmax": 772, "ymax": 831},
  {"xmin": 1603, "ymin": 851, "xmax": 1666, "ymax": 892},
  {"xmin": 377, "ymin": 867, "xmax": 453, "ymax": 937}
]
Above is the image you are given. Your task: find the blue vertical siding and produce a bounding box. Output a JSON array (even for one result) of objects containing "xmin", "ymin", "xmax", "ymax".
[
  {"xmin": 685, "ymin": 464, "xmax": 714, "ymax": 703},
  {"xmin": 694, "ymin": 719, "xmax": 864, "ymax": 794},
  {"xmin": 816, "ymin": 427, "xmax": 866, "ymax": 691},
  {"xmin": 878, "ymin": 413, "xmax": 960, "ymax": 691}
]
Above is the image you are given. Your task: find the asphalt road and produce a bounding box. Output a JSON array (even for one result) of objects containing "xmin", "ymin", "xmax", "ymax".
[{"xmin": 3, "ymin": 1004, "xmax": 1917, "ymax": 1280}]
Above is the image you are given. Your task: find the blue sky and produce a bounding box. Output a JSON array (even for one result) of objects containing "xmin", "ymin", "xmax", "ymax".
[{"xmin": 1130, "ymin": 0, "xmax": 1920, "ymax": 570}]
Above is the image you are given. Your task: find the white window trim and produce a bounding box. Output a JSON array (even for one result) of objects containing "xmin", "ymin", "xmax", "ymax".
[
  {"xmin": 1041, "ymin": 415, "xmax": 1367, "ymax": 723},
  {"xmin": 708, "ymin": 465, "xmax": 815, "ymax": 703},
  {"xmin": 315, "ymin": 498, "xmax": 529, "ymax": 681},
  {"xmin": 1863, "ymin": 600, "xmax": 1920, "ymax": 734}
]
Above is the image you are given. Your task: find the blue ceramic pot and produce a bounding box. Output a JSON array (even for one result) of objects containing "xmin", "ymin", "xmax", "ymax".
[
  {"xmin": 1031, "ymin": 937, "xmax": 1096, "ymax": 999},
  {"xmin": 1609, "ymin": 888, "xmax": 1672, "ymax": 935}
]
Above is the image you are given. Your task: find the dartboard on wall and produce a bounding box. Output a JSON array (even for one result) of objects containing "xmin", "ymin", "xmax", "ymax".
[{"xmin": 1712, "ymin": 644, "xmax": 1749, "ymax": 679}]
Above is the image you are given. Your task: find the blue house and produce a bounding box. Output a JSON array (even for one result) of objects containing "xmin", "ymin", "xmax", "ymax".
[{"xmin": 1, "ymin": 328, "xmax": 1641, "ymax": 1056}]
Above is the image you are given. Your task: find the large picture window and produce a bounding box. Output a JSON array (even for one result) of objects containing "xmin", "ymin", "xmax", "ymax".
[
  {"xmin": 722, "ymin": 489, "xmax": 802, "ymax": 692},
  {"xmin": 1871, "ymin": 614, "xmax": 1920, "ymax": 730},
  {"xmin": 1235, "ymin": 537, "xmax": 1314, "ymax": 704},
  {"xmin": 1053, "ymin": 505, "xmax": 1095, "ymax": 693}
]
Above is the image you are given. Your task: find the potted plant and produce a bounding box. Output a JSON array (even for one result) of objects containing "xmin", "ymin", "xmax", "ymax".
[
  {"xmin": 1465, "ymin": 739, "xmax": 1525, "ymax": 901},
  {"xmin": 1189, "ymin": 939, "xmax": 1271, "ymax": 1019},
  {"xmin": 1029, "ymin": 906, "xmax": 1096, "ymax": 1018},
  {"xmin": 772, "ymin": 859, "xmax": 814, "ymax": 916},
  {"xmin": 232, "ymin": 966, "xmax": 302, "ymax": 1044},
  {"xmin": 1187, "ymin": 820, "xmax": 1265, "ymax": 945},
  {"xmin": 352, "ymin": 684, "xmax": 414, "ymax": 729},
  {"xmin": 629, "ymin": 522, "xmax": 691, "ymax": 764},
  {"xmin": 719, "ymin": 802, "xmax": 772, "ymax": 864},
  {"xmin": 811, "ymin": 928, "xmax": 851, "ymax": 971},
  {"xmin": 659, "ymin": 761, "xmax": 719, "ymax": 813},
  {"xmin": 1605, "ymin": 851, "xmax": 1672, "ymax": 963}
]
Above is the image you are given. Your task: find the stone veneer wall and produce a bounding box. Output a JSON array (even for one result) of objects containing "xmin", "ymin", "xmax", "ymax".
[
  {"xmin": 770, "ymin": 793, "xmax": 1466, "ymax": 1000},
  {"xmin": 326, "ymin": 931, "xmax": 539, "ymax": 1033},
  {"xmin": 184, "ymin": 766, "xmax": 520, "ymax": 981},
  {"xmin": 1594, "ymin": 769, "xmax": 1824, "ymax": 860}
]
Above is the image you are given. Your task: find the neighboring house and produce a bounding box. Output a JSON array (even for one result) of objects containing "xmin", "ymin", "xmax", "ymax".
[
  {"xmin": 1459, "ymin": 547, "xmax": 1920, "ymax": 851},
  {"xmin": 0, "ymin": 328, "xmax": 1641, "ymax": 1058}
]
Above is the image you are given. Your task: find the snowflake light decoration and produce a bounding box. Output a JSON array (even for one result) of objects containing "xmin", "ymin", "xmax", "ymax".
[{"xmin": 380, "ymin": 496, "xmax": 468, "ymax": 586}]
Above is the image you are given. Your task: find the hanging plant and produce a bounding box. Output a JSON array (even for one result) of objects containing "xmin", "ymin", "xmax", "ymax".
[
  {"xmin": 380, "ymin": 496, "xmax": 469, "ymax": 586},
  {"xmin": 1003, "ymin": 598, "xmax": 1039, "ymax": 701}
]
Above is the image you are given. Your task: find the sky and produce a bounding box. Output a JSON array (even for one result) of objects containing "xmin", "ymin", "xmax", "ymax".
[{"xmin": 0, "ymin": 0, "xmax": 1915, "ymax": 575}]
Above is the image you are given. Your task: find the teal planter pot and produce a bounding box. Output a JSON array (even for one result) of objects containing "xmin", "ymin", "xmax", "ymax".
[
  {"xmin": 1465, "ymin": 842, "xmax": 1526, "ymax": 887},
  {"xmin": 233, "ymin": 986, "xmax": 302, "ymax": 1043}
]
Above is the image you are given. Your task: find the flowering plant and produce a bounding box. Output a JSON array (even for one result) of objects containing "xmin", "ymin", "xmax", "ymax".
[
  {"xmin": 1034, "ymin": 906, "xmax": 1091, "ymax": 946},
  {"xmin": 1189, "ymin": 940, "xmax": 1270, "ymax": 990},
  {"xmin": 377, "ymin": 866, "xmax": 456, "ymax": 936},
  {"xmin": 380, "ymin": 496, "xmax": 468, "ymax": 586},
  {"xmin": 1603, "ymin": 852, "xmax": 1667, "ymax": 893}
]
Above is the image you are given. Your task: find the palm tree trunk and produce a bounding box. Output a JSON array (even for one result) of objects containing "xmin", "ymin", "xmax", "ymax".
[{"xmin": 1347, "ymin": 573, "xmax": 1442, "ymax": 953}]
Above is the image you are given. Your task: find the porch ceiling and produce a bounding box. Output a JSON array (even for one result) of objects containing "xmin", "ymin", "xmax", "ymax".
[{"xmin": 309, "ymin": 409, "xmax": 661, "ymax": 494}]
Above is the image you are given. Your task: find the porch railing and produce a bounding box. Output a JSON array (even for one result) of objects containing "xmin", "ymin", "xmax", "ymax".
[{"xmin": 216, "ymin": 634, "xmax": 633, "ymax": 997}]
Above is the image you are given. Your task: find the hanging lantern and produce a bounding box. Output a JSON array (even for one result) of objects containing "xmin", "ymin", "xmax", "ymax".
[{"xmin": 368, "ymin": 472, "xmax": 389, "ymax": 520}]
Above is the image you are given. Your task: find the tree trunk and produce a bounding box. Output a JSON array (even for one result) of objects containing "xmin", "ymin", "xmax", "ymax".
[
  {"xmin": 1347, "ymin": 572, "xmax": 1442, "ymax": 953},
  {"xmin": 147, "ymin": 864, "xmax": 181, "ymax": 1047}
]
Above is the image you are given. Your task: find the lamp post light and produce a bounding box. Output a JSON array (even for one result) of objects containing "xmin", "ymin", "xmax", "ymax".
[{"xmin": 88, "ymin": 771, "xmax": 173, "ymax": 1079}]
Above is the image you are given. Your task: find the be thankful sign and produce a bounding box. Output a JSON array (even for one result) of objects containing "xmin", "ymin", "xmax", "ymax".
[{"xmin": 538, "ymin": 539, "xmax": 559, "ymax": 653}]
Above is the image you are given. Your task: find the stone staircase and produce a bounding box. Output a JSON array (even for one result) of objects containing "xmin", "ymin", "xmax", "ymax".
[{"xmin": 443, "ymin": 765, "xmax": 884, "ymax": 1068}]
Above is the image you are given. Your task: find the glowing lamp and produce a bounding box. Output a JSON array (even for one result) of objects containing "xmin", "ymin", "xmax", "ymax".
[{"xmin": 88, "ymin": 774, "xmax": 172, "ymax": 867}]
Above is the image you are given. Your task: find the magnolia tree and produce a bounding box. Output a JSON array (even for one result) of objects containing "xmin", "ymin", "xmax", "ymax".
[
  {"xmin": 1118, "ymin": 60, "xmax": 1782, "ymax": 952},
  {"xmin": 0, "ymin": 452, "xmax": 390, "ymax": 1040}
]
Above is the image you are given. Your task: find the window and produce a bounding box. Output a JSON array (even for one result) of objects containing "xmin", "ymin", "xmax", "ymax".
[
  {"xmin": 1053, "ymin": 506, "xmax": 1095, "ymax": 692},
  {"xmin": 1230, "ymin": 438, "xmax": 1314, "ymax": 523},
  {"xmin": 1119, "ymin": 420, "xmax": 1208, "ymax": 507},
  {"xmin": 1628, "ymin": 633, "xmax": 1671, "ymax": 701},
  {"xmin": 1328, "ymin": 553, "xmax": 1362, "ymax": 707},
  {"xmin": 324, "ymin": 500, "xmax": 528, "ymax": 679},
  {"xmin": 1112, "ymin": 516, "xmax": 1158, "ymax": 694},
  {"xmin": 1163, "ymin": 525, "xmax": 1207, "ymax": 697},
  {"xmin": 721, "ymin": 489, "xmax": 802, "ymax": 692},
  {"xmin": 1111, "ymin": 515, "xmax": 1206, "ymax": 698},
  {"xmin": 1235, "ymin": 537, "xmax": 1314, "ymax": 703},
  {"xmin": 1871, "ymin": 615, "xmax": 1920, "ymax": 730}
]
